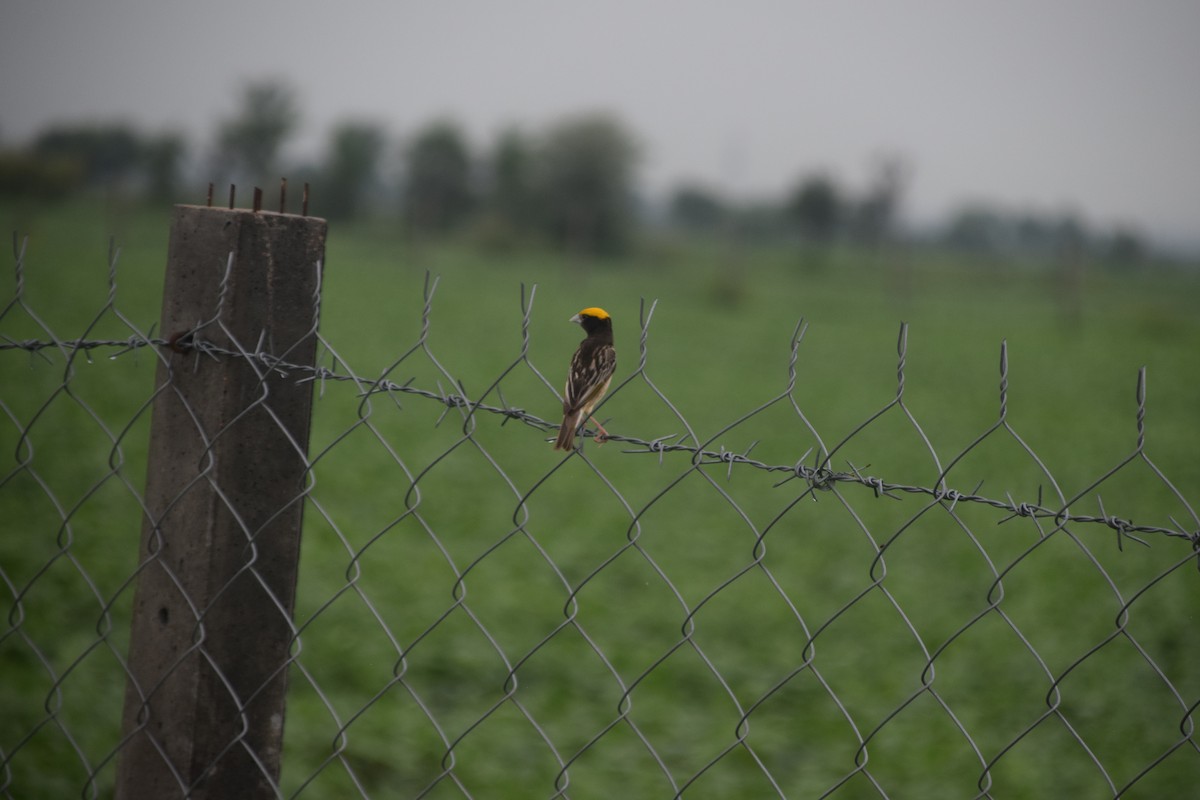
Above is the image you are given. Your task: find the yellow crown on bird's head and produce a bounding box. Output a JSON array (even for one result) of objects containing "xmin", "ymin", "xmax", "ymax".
[{"xmin": 574, "ymin": 307, "xmax": 610, "ymax": 321}]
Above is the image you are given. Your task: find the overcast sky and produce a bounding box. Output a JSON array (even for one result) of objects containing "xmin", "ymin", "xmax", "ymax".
[{"xmin": 3, "ymin": 0, "xmax": 1198, "ymax": 245}]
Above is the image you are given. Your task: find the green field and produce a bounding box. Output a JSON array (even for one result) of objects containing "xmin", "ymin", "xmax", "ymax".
[{"xmin": 3, "ymin": 198, "xmax": 1199, "ymax": 798}]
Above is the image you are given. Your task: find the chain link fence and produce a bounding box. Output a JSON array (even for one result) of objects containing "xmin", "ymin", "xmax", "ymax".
[{"xmin": 2, "ymin": 209, "xmax": 1198, "ymax": 799}]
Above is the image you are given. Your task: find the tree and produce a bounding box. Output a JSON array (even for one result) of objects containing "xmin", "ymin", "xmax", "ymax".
[
  {"xmin": 786, "ymin": 174, "xmax": 842, "ymax": 242},
  {"xmin": 1104, "ymin": 227, "xmax": 1146, "ymax": 267},
  {"xmin": 320, "ymin": 121, "xmax": 386, "ymax": 220},
  {"xmin": 143, "ymin": 133, "xmax": 187, "ymax": 203},
  {"xmin": 214, "ymin": 80, "xmax": 299, "ymax": 185},
  {"xmin": 485, "ymin": 127, "xmax": 538, "ymax": 233},
  {"xmin": 401, "ymin": 120, "xmax": 473, "ymax": 233},
  {"xmin": 32, "ymin": 124, "xmax": 142, "ymax": 185},
  {"xmin": 668, "ymin": 183, "xmax": 727, "ymax": 231},
  {"xmin": 1051, "ymin": 213, "xmax": 1089, "ymax": 258},
  {"xmin": 944, "ymin": 205, "xmax": 1007, "ymax": 253},
  {"xmin": 1013, "ymin": 213, "xmax": 1054, "ymax": 255},
  {"xmin": 535, "ymin": 112, "xmax": 639, "ymax": 255},
  {"xmin": 729, "ymin": 201, "xmax": 788, "ymax": 242},
  {"xmin": 850, "ymin": 154, "xmax": 909, "ymax": 247}
]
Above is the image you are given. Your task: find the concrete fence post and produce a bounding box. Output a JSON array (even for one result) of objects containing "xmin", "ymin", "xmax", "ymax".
[{"xmin": 115, "ymin": 204, "xmax": 326, "ymax": 799}]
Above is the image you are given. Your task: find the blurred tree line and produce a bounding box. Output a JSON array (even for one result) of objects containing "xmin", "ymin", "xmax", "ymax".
[{"xmin": 0, "ymin": 79, "xmax": 1155, "ymax": 264}]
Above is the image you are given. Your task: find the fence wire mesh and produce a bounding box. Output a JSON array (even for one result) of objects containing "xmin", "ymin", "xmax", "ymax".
[{"xmin": 2, "ymin": 237, "xmax": 1198, "ymax": 799}]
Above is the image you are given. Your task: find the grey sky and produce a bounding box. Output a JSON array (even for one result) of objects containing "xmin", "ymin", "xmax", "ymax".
[{"xmin": 3, "ymin": 0, "xmax": 1198, "ymax": 244}]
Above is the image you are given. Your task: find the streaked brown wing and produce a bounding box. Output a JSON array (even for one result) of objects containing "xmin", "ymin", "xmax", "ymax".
[{"xmin": 564, "ymin": 340, "xmax": 616, "ymax": 414}]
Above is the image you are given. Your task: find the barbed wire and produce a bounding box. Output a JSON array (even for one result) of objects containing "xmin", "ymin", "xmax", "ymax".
[
  {"xmin": 3, "ymin": 319, "xmax": 1197, "ymax": 557},
  {"xmin": 6, "ymin": 235, "xmax": 1193, "ymax": 562}
]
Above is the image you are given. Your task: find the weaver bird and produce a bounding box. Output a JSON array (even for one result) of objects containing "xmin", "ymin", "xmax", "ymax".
[{"xmin": 554, "ymin": 307, "xmax": 617, "ymax": 451}]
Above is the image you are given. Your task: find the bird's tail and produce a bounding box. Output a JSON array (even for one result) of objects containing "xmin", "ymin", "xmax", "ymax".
[{"xmin": 554, "ymin": 412, "xmax": 580, "ymax": 451}]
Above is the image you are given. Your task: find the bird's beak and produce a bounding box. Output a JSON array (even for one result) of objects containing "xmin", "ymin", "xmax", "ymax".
[{"xmin": 569, "ymin": 313, "xmax": 581, "ymax": 324}]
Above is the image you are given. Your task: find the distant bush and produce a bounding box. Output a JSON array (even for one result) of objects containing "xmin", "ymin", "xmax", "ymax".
[{"xmin": 0, "ymin": 151, "xmax": 84, "ymax": 200}]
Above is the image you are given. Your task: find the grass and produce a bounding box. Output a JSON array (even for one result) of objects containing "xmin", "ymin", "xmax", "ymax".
[{"xmin": 2, "ymin": 196, "xmax": 1199, "ymax": 798}]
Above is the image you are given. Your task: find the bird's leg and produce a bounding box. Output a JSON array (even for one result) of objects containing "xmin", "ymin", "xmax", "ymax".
[{"xmin": 589, "ymin": 417, "xmax": 609, "ymax": 443}]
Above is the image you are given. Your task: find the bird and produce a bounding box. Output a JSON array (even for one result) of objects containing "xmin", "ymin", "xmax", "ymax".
[{"xmin": 554, "ymin": 307, "xmax": 617, "ymax": 451}]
